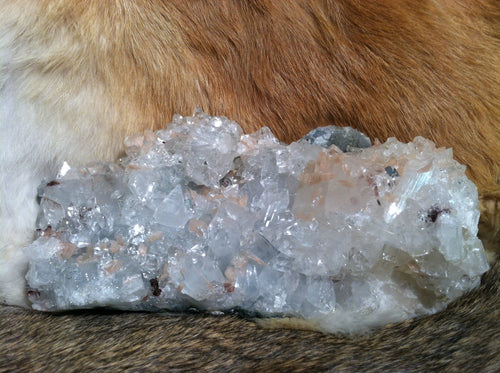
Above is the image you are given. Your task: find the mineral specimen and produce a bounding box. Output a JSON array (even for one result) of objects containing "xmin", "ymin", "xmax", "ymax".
[{"xmin": 24, "ymin": 110, "xmax": 489, "ymax": 333}]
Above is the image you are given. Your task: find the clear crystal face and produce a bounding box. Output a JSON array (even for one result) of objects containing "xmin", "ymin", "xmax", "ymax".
[{"xmin": 24, "ymin": 110, "xmax": 489, "ymax": 333}]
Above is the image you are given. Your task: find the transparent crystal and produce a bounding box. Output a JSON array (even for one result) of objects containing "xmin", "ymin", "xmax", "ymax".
[{"xmin": 24, "ymin": 110, "xmax": 489, "ymax": 333}]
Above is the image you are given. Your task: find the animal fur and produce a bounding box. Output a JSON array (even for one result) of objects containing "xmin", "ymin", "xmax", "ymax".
[{"xmin": 0, "ymin": 0, "xmax": 499, "ymax": 324}]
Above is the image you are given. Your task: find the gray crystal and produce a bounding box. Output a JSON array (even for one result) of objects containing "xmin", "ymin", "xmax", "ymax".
[
  {"xmin": 303, "ymin": 125, "xmax": 371, "ymax": 151},
  {"xmin": 24, "ymin": 110, "xmax": 489, "ymax": 333}
]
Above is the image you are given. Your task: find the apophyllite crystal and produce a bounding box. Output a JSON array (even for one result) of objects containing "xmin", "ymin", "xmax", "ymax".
[{"xmin": 24, "ymin": 109, "xmax": 489, "ymax": 333}]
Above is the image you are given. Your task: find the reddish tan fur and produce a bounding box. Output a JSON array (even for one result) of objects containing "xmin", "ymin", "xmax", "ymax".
[
  {"xmin": 0, "ymin": 0, "xmax": 499, "ymax": 307},
  {"xmin": 8, "ymin": 0, "xmax": 499, "ymax": 194}
]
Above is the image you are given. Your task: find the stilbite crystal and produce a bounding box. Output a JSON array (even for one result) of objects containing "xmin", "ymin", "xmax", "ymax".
[{"xmin": 24, "ymin": 110, "xmax": 489, "ymax": 333}]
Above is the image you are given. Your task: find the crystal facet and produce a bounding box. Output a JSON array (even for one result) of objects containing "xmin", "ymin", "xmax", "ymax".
[{"xmin": 24, "ymin": 110, "xmax": 489, "ymax": 333}]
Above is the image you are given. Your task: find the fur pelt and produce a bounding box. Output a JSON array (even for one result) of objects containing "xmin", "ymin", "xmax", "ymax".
[{"xmin": 0, "ymin": 0, "xmax": 498, "ymax": 324}]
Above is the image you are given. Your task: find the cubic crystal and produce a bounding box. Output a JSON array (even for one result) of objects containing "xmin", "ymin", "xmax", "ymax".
[{"xmin": 24, "ymin": 110, "xmax": 489, "ymax": 333}]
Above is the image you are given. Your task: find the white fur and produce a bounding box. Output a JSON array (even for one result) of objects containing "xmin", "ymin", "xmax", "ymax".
[{"xmin": 0, "ymin": 8, "xmax": 122, "ymax": 306}]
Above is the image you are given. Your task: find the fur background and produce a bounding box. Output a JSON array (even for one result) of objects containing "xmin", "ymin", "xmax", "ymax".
[{"xmin": 1, "ymin": 1, "xmax": 499, "ymax": 371}]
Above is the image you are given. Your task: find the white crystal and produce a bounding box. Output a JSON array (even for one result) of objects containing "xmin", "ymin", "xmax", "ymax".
[{"xmin": 23, "ymin": 110, "xmax": 489, "ymax": 333}]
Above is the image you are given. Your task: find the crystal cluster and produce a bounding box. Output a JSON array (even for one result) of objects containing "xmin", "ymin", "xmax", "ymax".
[{"xmin": 24, "ymin": 110, "xmax": 489, "ymax": 333}]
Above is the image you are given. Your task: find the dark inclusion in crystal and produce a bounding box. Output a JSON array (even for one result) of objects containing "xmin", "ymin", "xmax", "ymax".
[
  {"xmin": 426, "ymin": 205, "xmax": 451, "ymax": 223},
  {"xmin": 150, "ymin": 278, "xmax": 162, "ymax": 296},
  {"xmin": 384, "ymin": 166, "xmax": 399, "ymax": 177}
]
